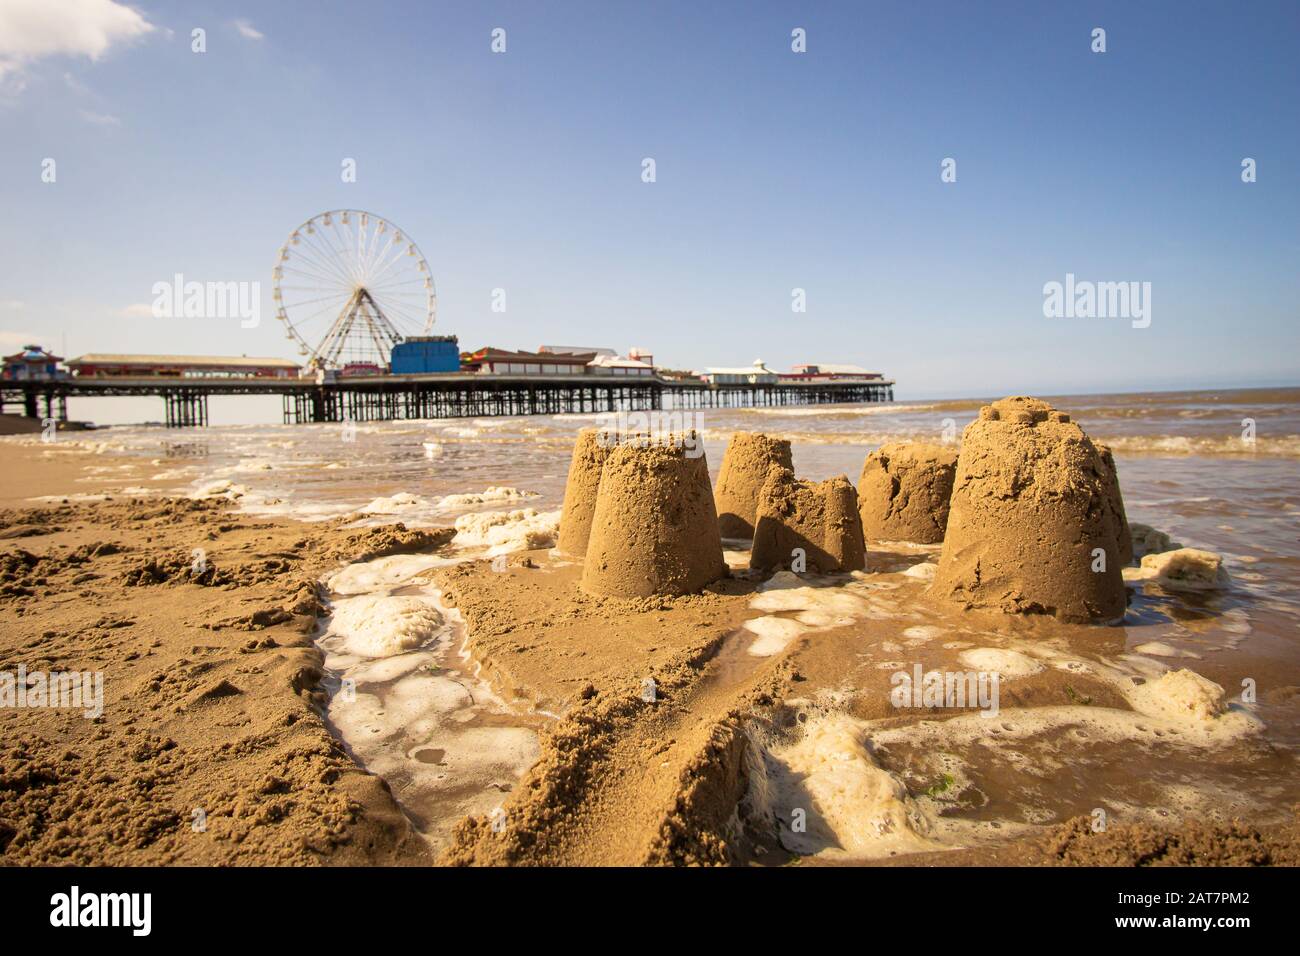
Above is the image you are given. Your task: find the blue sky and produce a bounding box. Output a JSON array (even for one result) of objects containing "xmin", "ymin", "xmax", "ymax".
[{"xmin": 1, "ymin": 0, "xmax": 1297, "ymax": 403}]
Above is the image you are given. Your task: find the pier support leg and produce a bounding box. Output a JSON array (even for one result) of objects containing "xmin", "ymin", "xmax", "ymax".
[{"xmin": 163, "ymin": 391, "xmax": 209, "ymax": 428}]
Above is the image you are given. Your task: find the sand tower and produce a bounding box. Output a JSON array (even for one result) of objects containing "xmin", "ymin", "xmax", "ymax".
[
  {"xmin": 1096, "ymin": 443, "xmax": 1134, "ymax": 566},
  {"xmin": 580, "ymin": 438, "xmax": 728, "ymax": 598},
  {"xmin": 931, "ymin": 397, "xmax": 1127, "ymax": 624},
  {"xmin": 557, "ymin": 428, "xmax": 615, "ymax": 557},
  {"xmin": 714, "ymin": 433, "xmax": 794, "ymax": 538},
  {"xmin": 856, "ymin": 441, "xmax": 958, "ymax": 544},
  {"xmin": 750, "ymin": 465, "xmax": 866, "ymax": 574}
]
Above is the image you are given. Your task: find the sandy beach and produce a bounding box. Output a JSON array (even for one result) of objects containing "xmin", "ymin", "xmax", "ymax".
[
  {"xmin": 0, "ymin": 481, "xmax": 437, "ymax": 863},
  {"xmin": 3, "ymin": 390, "xmax": 1298, "ymax": 867}
]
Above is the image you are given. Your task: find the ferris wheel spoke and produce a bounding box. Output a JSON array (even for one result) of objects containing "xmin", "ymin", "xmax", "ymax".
[
  {"xmin": 312, "ymin": 221, "xmax": 355, "ymax": 280},
  {"xmin": 362, "ymin": 233, "xmax": 400, "ymax": 285},
  {"xmin": 361, "ymin": 223, "xmax": 387, "ymax": 275},
  {"xmin": 286, "ymin": 303, "xmax": 349, "ymax": 332},
  {"xmin": 368, "ymin": 277, "xmax": 432, "ymax": 293},
  {"xmin": 367, "ymin": 241, "xmax": 423, "ymax": 289},
  {"xmin": 278, "ymin": 293, "xmax": 355, "ymax": 312},
  {"xmin": 285, "ymin": 245, "xmax": 353, "ymax": 287},
  {"xmin": 274, "ymin": 210, "xmax": 436, "ymax": 369},
  {"xmin": 279, "ymin": 261, "xmax": 351, "ymax": 285},
  {"xmin": 286, "ymin": 260, "xmax": 351, "ymax": 300},
  {"xmin": 353, "ymin": 221, "xmax": 369, "ymax": 278},
  {"xmin": 300, "ymin": 230, "xmax": 359, "ymax": 288},
  {"xmin": 288, "ymin": 228, "xmax": 347, "ymax": 278},
  {"xmin": 326, "ymin": 219, "xmax": 363, "ymax": 286}
]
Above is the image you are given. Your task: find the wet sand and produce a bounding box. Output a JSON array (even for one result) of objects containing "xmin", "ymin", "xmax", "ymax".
[{"xmin": 431, "ymin": 541, "xmax": 1300, "ymax": 865}]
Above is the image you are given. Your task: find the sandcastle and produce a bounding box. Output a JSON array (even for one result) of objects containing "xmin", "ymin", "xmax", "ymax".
[
  {"xmin": 714, "ymin": 433, "xmax": 793, "ymax": 538},
  {"xmin": 580, "ymin": 438, "xmax": 728, "ymax": 598},
  {"xmin": 750, "ymin": 465, "xmax": 866, "ymax": 574},
  {"xmin": 1096, "ymin": 443, "xmax": 1134, "ymax": 566},
  {"xmin": 557, "ymin": 428, "xmax": 614, "ymax": 557},
  {"xmin": 931, "ymin": 396, "xmax": 1127, "ymax": 623},
  {"xmin": 856, "ymin": 441, "xmax": 958, "ymax": 544}
]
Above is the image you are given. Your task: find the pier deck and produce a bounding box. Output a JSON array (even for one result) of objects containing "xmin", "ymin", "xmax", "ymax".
[{"xmin": 2, "ymin": 374, "xmax": 895, "ymax": 428}]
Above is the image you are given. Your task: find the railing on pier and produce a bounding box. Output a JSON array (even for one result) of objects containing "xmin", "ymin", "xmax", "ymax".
[
  {"xmin": 278, "ymin": 377, "xmax": 894, "ymax": 424},
  {"xmin": 1, "ymin": 375, "xmax": 895, "ymax": 428}
]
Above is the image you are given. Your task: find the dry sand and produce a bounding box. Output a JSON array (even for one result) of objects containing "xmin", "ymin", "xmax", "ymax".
[{"xmin": 0, "ymin": 491, "xmax": 437, "ymax": 864}]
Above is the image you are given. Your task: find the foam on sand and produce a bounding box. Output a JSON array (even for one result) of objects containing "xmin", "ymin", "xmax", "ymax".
[
  {"xmin": 856, "ymin": 441, "xmax": 957, "ymax": 544},
  {"xmin": 190, "ymin": 479, "xmax": 247, "ymax": 500},
  {"xmin": 324, "ymin": 553, "xmax": 459, "ymax": 595},
  {"xmin": 902, "ymin": 561, "xmax": 938, "ymax": 581},
  {"xmin": 750, "ymin": 584, "xmax": 872, "ymax": 618},
  {"xmin": 1123, "ymin": 668, "xmax": 1235, "ymax": 725},
  {"xmin": 931, "ymin": 397, "xmax": 1127, "ymax": 624},
  {"xmin": 327, "ymin": 663, "xmax": 541, "ymax": 842},
  {"xmin": 436, "ymin": 486, "xmax": 536, "ymax": 509},
  {"xmin": 581, "ymin": 439, "xmax": 727, "ymax": 598},
  {"xmin": 714, "ymin": 433, "xmax": 793, "ymax": 538},
  {"xmin": 1124, "ymin": 548, "xmax": 1231, "ymax": 591},
  {"xmin": 748, "ymin": 713, "xmax": 939, "ymax": 858},
  {"xmin": 751, "ymin": 465, "xmax": 866, "ymax": 573},
  {"xmin": 556, "ymin": 428, "xmax": 614, "ymax": 557},
  {"xmin": 743, "ymin": 658, "xmax": 1263, "ymax": 859},
  {"xmin": 743, "ymin": 615, "xmax": 809, "ymax": 656},
  {"xmin": 957, "ymin": 647, "xmax": 1044, "ymax": 678},
  {"xmin": 1133, "ymin": 641, "xmax": 1200, "ymax": 659},
  {"xmin": 323, "ymin": 594, "xmax": 448, "ymax": 658},
  {"xmin": 872, "ymin": 663, "xmax": 1261, "ymax": 753},
  {"xmin": 361, "ymin": 492, "xmax": 429, "ymax": 515},
  {"xmin": 453, "ymin": 508, "xmax": 560, "ymax": 556}
]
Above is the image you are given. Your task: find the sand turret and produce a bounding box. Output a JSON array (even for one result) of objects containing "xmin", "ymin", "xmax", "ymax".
[
  {"xmin": 1096, "ymin": 443, "xmax": 1134, "ymax": 566},
  {"xmin": 714, "ymin": 433, "xmax": 794, "ymax": 539},
  {"xmin": 931, "ymin": 396, "xmax": 1127, "ymax": 623},
  {"xmin": 557, "ymin": 428, "xmax": 614, "ymax": 557},
  {"xmin": 856, "ymin": 441, "xmax": 958, "ymax": 544},
  {"xmin": 580, "ymin": 438, "xmax": 727, "ymax": 598},
  {"xmin": 750, "ymin": 465, "xmax": 866, "ymax": 574}
]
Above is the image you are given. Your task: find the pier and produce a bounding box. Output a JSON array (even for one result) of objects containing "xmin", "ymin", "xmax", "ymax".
[{"xmin": 2, "ymin": 374, "xmax": 895, "ymax": 428}]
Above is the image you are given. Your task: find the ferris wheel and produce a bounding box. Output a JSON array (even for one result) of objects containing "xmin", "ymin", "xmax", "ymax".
[{"xmin": 272, "ymin": 209, "xmax": 436, "ymax": 369}]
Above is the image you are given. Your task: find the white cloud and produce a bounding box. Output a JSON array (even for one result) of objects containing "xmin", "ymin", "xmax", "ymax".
[
  {"xmin": 79, "ymin": 108, "xmax": 121, "ymax": 126},
  {"xmin": 116, "ymin": 303, "xmax": 155, "ymax": 318},
  {"xmin": 0, "ymin": 0, "xmax": 153, "ymax": 81},
  {"xmin": 233, "ymin": 19, "xmax": 264, "ymax": 41}
]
